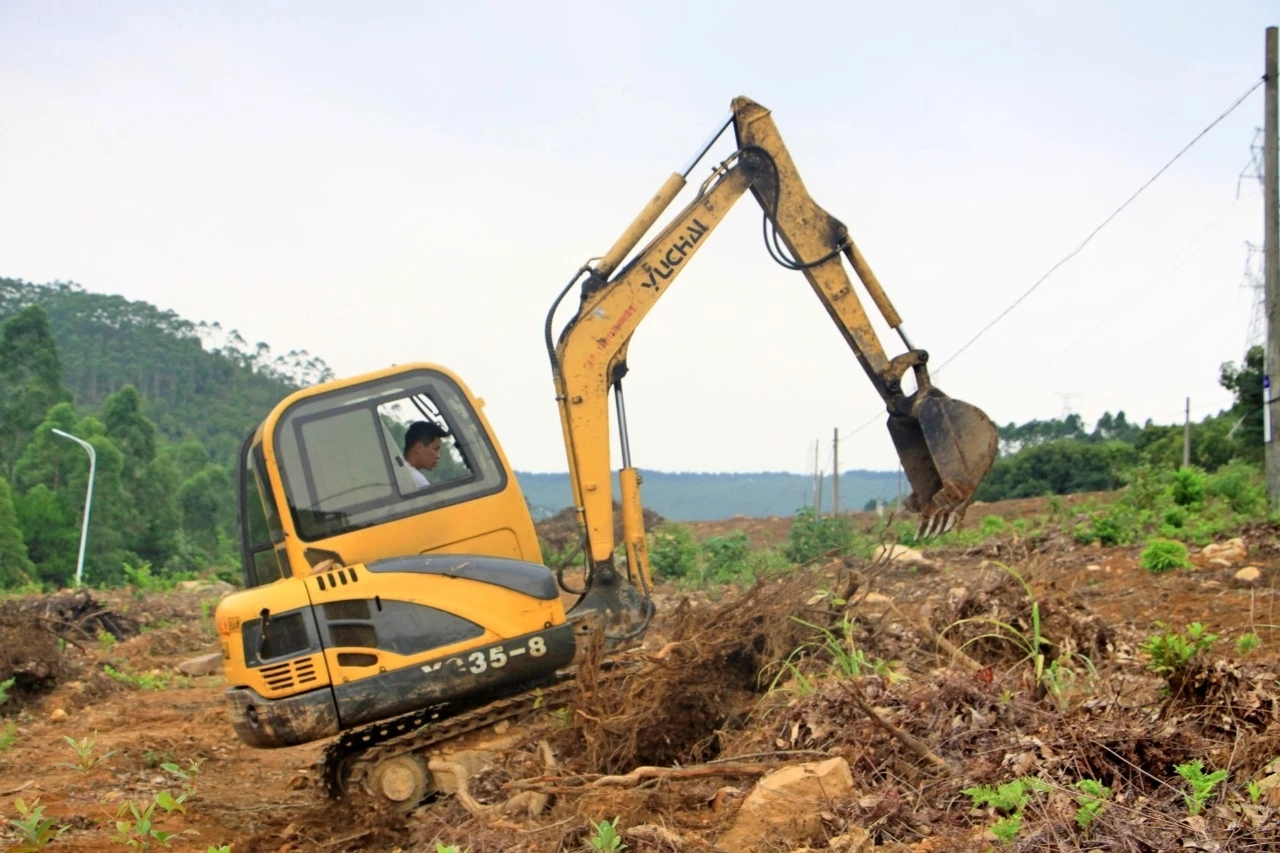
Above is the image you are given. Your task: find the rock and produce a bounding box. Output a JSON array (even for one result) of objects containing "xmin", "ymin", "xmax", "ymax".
[
  {"xmin": 1085, "ymin": 564, "xmax": 1102, "ymax": 572},
  {"xmin": 624, "ymin": 824, "xmax": 685, "ymax": 848},
  {"xmin": 873, "ymin": 544, "xmax": 939, "ymax": 572},
  {"xmin": 1201, "ymin": 538, "xmax": 1247, "ymax": 567},
  {"xmin": 828, "ymin": 829, "xmax": 872, "ymax": 851},
  {"xmin": 714, "ymin": 758, "xmax": 854, "ymax": 851},
  {"xmin": 1234, "ymin": 566, "xmax": 1262, "ymax": 584},
  {"xmin": 493, "ymin": 720, "xmax": 510, "ymax": 735},
  {"xmin": 49, "ymin": 708, "xmax": 67, "ymax": 723},
  {"xmin": 178, "ymin": 652, "xmax": 224, "ymax": 677},
  {"xmin": 1209, "ymin": 558, "xmax": 1233, "ymax": 569},
  {"xmin": 430, "ymin": 749, "xmax": 494, "ymax": 794},
  {"xmin": 176, "ymin": 580, "xmax": 203, "ymax": 592}
]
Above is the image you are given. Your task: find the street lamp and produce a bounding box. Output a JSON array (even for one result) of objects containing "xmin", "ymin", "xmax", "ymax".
[{"xmin": 51, "ymin": 429, "xmax": 95, "ymax": 589}]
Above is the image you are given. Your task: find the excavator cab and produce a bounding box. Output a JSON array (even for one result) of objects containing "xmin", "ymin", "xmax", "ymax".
[{"xmin": 217, "ymin": 365, "xmax": 580, "ymax": 763}]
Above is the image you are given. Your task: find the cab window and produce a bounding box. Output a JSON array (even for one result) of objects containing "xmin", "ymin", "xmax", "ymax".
[{"xmin": 273, "ymin": 369, "xmax": 506, "ymax": 542}]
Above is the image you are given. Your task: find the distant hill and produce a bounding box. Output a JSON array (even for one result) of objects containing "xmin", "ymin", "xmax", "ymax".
[{"xmin": 516, "ymin": 469, "xmax": 902, "ymax": 522}]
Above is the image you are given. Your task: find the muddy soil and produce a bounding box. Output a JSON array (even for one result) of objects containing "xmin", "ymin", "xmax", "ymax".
[{"xmin": 0, "ymin": 495, "xmax": 1276, "ymax": 852}]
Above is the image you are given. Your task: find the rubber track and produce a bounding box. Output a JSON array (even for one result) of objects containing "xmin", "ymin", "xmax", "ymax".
[{"xmin": 321, "ymin": 660, "xmax": 639, "ymax": 801}]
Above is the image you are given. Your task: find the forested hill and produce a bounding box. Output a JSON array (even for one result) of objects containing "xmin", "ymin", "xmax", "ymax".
[{"xmin": 0, "ymin": 278, "xmax": 332, "ymax": 463}]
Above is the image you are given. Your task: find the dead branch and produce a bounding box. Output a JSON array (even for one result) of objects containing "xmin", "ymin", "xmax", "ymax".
[
  {"xmin": 844, "ymin": 680, "xmax": 953, "ymax": 774},
  {"xmin": 885, "ymin": 600, "xmax": 985, "ymax": 674},
  {"xmin": 591, "ymin": 762, "xmax": 771, "ymax": 788}
]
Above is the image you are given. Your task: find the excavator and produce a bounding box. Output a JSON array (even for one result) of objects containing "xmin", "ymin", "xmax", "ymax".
[{"xmin": 213, "ymin": 96, "xmax": 998, "ymax": 811}]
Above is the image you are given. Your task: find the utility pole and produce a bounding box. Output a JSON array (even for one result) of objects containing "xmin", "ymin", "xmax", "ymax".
[
  {"xmin": 832, "ymin": 427, "xmax": 839, "ymax": 515},
  {"xmin": 1183, "ymin": 397, "xmax": 1191, "ymax": 468},
  {"xmin": 1265, "ymin": 27, "xmax": 1279, "ymax": 507},
  {"xmin": 812, "ymin": 439, "xmax": 820, "ymax": 511}
]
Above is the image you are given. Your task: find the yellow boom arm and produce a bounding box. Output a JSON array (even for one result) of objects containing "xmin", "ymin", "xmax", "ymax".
[{"xmin": 546, "ymin": 96, "xmax": 997, "ymax": 614}]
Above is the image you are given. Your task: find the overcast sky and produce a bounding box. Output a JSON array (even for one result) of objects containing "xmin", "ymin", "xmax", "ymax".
[{"xmin": 1, "ymin": 2, "xmax": 1276, "ymax": 475}]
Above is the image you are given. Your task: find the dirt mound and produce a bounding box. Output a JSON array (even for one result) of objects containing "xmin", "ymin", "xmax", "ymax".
[
  {"xmin": 535, "ymin": 501, "xmax": 665, "ymax": 558},
  {"xmin": 0, "ymin": 590, "xmax": 139, "ymax": 708}
]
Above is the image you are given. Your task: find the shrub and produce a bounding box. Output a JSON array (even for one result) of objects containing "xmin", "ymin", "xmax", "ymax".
[
  {"xmin": 783, "ymin": 507, "xmax": 854, "ymax": 563},
  {"xmin": 699, "ymin": 531, "xmax": 751, "ymax": 584},
  {"xmin": 1140, "ymin": 539, "xmax": 1191, "ymax": 573},
  {"xmin": 1204, "ymin": 460, "xmax": 1267, "ymax": 515},
  {"xmin": 648, "ymin": 524, "xmax": 698, "ymax": 580},
  {"xmin": 1170, "ymin": 467, "xmax": 1206, "ymax": 507}
]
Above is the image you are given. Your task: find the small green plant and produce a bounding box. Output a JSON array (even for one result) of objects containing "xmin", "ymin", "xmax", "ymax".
[
  {"xmin": 58, "ymin": 731, "xmax": 117, "ymax": 773},
  {"xmin": 1248, "ymin": 780, "xmax": 1263, "ymax": 804},
  {"xmin": 435, "ymin": 845, "xmax": 464, "ymax": 853},
  {"xmin": 1174, "ymin": 759, "xmax": 1228, "ymax": 816},
  {"xmin": 0, "ymin": 720, "xmax": 18, "ymax": 751},
  {"xmin": 8, "ymin": 797, "xmax": 69, "ymax": 850},
  {"xmin": 1041, "ymin": 654, "xmax": 1097, "ymax": 711},
  {"xmin": 113, "ymin": 798, "xmax": 179, "ymax": 850},
  {"xmin": 0, "ymin": 675, "xmax": 15, "ymax": 705},
  {"xmin": 1073, "ymin": 778, "xmax": 1113, "ymax": 829},
  {"xmin": 97, "ymin": 628, "xmax": 118, "ymax": 653},
  {"xmin": 990, "ymin": 813, "xmax": 1021, "ymax": 843},
  {"xmin": 1140, "ymin": 622, "xmax": 1217, "ymax": 678},
  {"xmin": 1236, "ymin": 632, "xmax": 1261, "ymax": 656},
  {"xmin": 162, "ymin": 756, "xmax": 205, "ymax": 802},
  {"xmin": 588, "ymin": 817, "xmax": 626, "ymax": 852},
  {"xmin": 1140, "ymin": 539, "xmax": 1192, "ymax": 573},
  {"xmin": 962, "ymin": 777, "xmax": 1049, "ymax": 844}
]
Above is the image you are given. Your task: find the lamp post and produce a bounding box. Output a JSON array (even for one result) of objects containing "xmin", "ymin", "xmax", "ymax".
[{"xmin": 51, "ymin": 429, "xmax": 95, "ymax": 589}]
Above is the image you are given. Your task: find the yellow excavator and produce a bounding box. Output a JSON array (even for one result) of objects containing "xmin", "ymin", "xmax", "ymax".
[{"xmin": 213, "ymin": 96, "xmax": 998, "ymax": 810}]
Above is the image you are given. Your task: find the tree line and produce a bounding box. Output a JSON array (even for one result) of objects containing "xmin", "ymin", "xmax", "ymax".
[
  {"xmin": 973, "ymin": 345, "xmax": 1263, "ymax": 502},
  {"xmin": 0, "ymin": 278, "xmax": 330, "ymax": 589}
]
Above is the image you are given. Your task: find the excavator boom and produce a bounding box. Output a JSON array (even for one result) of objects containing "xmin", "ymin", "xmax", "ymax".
[{"xmin": 548, "ymin": 97, "xmax": 997, "ymax": 603}]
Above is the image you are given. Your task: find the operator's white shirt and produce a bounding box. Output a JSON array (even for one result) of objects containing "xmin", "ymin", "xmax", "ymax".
[{"xmin": 409, "ymin": 467, "xmax": 430, "ymax": 489}]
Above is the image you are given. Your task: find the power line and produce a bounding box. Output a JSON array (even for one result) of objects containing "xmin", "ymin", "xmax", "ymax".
[{"xmin": 934, "ymin": 75, "xmax": 1265, "ymax": 375}]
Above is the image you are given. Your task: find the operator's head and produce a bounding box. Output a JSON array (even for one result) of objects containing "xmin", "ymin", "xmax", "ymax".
[{"xmin": 404, "ymin": 420, "xmax": 447, "ymax": 471}]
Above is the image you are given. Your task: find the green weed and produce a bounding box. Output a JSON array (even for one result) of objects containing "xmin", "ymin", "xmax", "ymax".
[
  {"xmin": 962, "ymin": 777, "xmax": 1049, "ymax": 844},
  {"xmin": 588, "ymin": 817, "xmax": 626, "ymax": 852},
  {"xmin": 97, "ymin": 628, "xmax": 118, "ymax": 653},
  {"xmin": 1248, "ymin": 780, "xmax": 1263, "ymax": 804},
  {"xmin": 1236, "ymin": 632, "xmax": 1261, "ymax": 656},
  {"xmin": 8, "ymin": 797, "xmax": 68, "ymax": 849},
  {"xmin": 1140, "ymin": 539, "xmax": 1192, "ymax": 573},
  {"xmin": 784, "ymin": 507, "xmax": 854, "ymax": 562},
  {"xmin": 1174, "ymin": 759, "xmax": 1228, "ymax": 816},
  {"xmin": 1140, "ymin": 622, "xmax": 1216, "ymax": 679},
  {"xmin": 104, "ymin": 664, "xmax": 171, "ymax": 690},
  {"xmin": 0, "ymin": 676, "xmax": 14, "ymax": 705},
  {"xmin": 1073, "ymin": 779, "xmax": 1112, "ymax": 829},
  {"xmin": 58, "ymin": 731, "xmax": 117, "ymax": 773},
  {"xmin": 0, "ymin": 720, "xmax": 18, "ymax": 751},
  {"xmin": 112, "ymin": 797, "xmax": 184, "ymax": 850}
]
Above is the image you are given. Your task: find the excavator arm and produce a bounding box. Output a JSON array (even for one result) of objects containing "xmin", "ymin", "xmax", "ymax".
[{"xmin": 546, "ymin": 96, "xmax": 997, "ymax": 632}]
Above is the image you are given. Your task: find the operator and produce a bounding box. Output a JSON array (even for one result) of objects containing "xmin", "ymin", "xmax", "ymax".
[{"xmin": 402, "ymin": 420, "xmax": 446, "ymax": 489}]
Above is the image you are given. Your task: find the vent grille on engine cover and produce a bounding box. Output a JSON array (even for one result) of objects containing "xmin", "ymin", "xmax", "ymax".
[{"xmin": 259, "ymin": 656, "xmax": 320, "ymax": 693}]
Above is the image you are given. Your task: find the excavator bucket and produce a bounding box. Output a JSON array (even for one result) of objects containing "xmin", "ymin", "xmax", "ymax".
[{"xmin": 886, "ymin": 389, "xmax": 998, "ymax": 539}]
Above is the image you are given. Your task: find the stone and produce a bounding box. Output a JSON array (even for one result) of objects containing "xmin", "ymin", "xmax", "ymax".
[
  {"xmin": 178, "ymin": 652, "xmax": 224, "ymax": 677},
  {"xmin": 827, "ymin": 829, "xmax": 872, "ymax": 851},
  {"xmin": 1201, "ymin": 538, "xmax": 1247, "ymax": 567},
  {"xmin": 1085, "ymin": 564, "xmax": 1101, "ymax": 572},
  {"xmin": 872, "ymin": 544, "xmax": 939, "ymax": 573},
  {"xmin": 1234, "ymin": 566, "xmax": 1262, "ymax": 584},
  {"xmin": 714, "ymin": 758, "xmax": 854, "ymax": 852},
  {"xmin": 176, "ymin": 580, "xmax": 203, "ymax": 591},
  {"xmin": 49, "ymin": 708, "xmax": 67, "ymax": 723}
]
